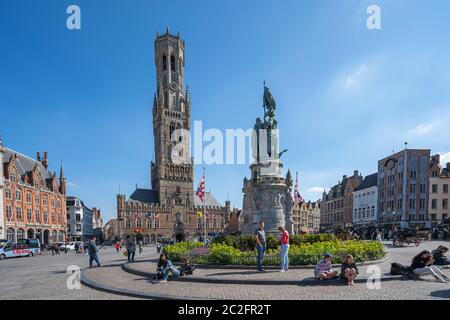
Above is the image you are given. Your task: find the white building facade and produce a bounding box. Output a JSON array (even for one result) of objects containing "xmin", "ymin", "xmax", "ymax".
[
  {"xmin": 353, "ymin": 173, "xmax": 378, "ymax": 227},
  {"xmin": 66, "ymin": 196, "xmax": 94, "ymax": 241}
]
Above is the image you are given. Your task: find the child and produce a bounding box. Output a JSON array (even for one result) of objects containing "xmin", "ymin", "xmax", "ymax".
[
  {"xmin": 314, "ymin": 253, "xmax": 339, "ymax": 280},
  {"xmin": 340, "ymin": 254, "xmax": 359, "ymax": 285},
  {"xmin": 179, "ymin": 258, "xmax": 196, "ymax": 276}
]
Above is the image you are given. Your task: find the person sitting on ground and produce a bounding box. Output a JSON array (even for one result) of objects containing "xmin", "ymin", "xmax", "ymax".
[
  {"xmin": 431, "ymin": 246, "xmax": 449, "ymax": 266},
  {"xmin": 314, "ymin": 253, "xmax": 339, "ymax": 280},
  {"xmin": 410, "ymin": 250, "xmax": 448, "ymax": 283},
  {"xmin": 153, "ymin": 254, "xmax": 180, "ymax": 283},
  {"xmin": 178, "ymin": 258, "xmax": 196, "ymax": 276},
  {"xmin": 340, "ymin": 254, "xmax": 359, "ymax": 285}
]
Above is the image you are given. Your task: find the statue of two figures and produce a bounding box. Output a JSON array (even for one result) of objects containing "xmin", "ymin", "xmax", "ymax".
[{"xmin": 252, "ymin": 83, "xmax": 285, "ymax": 163}]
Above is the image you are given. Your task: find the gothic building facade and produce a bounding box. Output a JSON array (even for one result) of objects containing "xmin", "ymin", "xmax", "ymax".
[
  {"xmin": 117, "ymin": 31, "xmax": 230, "ymax": 243},
  {"xmin": 1, "ymin": 143, "xmax": 67, "ymax": 244}
]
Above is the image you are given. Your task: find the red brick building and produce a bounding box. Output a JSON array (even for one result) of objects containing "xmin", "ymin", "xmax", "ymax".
[{"xmin": 1, "ymin": 145, "xmax": 67, "ymax": 245}]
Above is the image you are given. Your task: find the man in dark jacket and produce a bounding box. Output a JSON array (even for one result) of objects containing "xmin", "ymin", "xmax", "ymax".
[
  {"xmin": 432, "ymin": 246, "xmax": 449, "ymax": 266},
  {"xmin": 87, "ymin": 237, "xmax": 101, "ymax": 268},
  {"xmin": 126, "ymin": 236, "xmax": 136, "ymax": 263}
]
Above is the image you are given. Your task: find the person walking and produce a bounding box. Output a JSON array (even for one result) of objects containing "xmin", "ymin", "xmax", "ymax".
[
  {"xmin": 114, "ymin": 241, "xmax": 121, "ymax": 253},
  {"xmin": 279, "ymin": 226, "xmax": 290, "ymax": 272},
  {"xmin": 138, "ymin": 241, "xmax": 143, "ymax": 256},
  {"xmin": 376, "ymin": 231, "xmax": 382, "ymax": 243},
  {"xmin": 126, "ymin": 236, "xmax": 136, "ymax": 263},
  {"xmin": 255, "ymin": 221, "xmax": 266, "ymax": 272},
  {"xmin": 87, "ymin": 237, "xmax": 101, "ymax": 268}
]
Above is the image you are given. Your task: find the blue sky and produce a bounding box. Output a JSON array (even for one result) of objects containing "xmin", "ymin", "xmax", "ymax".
[{"xmin": 1, "ymin": 0, "xmax": 450, "ymax": 222}]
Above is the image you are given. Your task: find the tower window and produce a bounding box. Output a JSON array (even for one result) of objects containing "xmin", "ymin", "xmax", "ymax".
[
  {"xmin": 162, "ymin": 55, "xmax": 167, "ymax": 71},
  {"xmin": 170, "ymin": 56, "xmax": 176, "ymax": 72}
]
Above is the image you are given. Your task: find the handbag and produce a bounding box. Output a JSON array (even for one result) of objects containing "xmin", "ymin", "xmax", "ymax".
[{"xmin": 123, "ymin": 250, "xmax": 128, "ymax": 256}]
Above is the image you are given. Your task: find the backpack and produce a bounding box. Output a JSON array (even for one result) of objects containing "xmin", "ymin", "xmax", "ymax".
[{"xmin": 390, "ymin": 262, "xmax": 411, "ymax": 276}]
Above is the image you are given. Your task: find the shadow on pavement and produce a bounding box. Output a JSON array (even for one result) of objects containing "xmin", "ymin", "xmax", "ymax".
[{"xmin": 429, "ymin": 289, "xmax": 450, "ymax": 299}]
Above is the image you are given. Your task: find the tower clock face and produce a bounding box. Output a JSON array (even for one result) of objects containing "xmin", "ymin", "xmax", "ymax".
[{"xmin": 169, "ymin": 81, "xmax": 178, "ymax": 92}]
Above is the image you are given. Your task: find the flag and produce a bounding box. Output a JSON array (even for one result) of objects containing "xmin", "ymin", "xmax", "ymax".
[
  {"xmin": 196, "ymin": 175, "xmax": 205, "ymax": 202},
  {"xmin": 197, "ymin": 211, "xmax": 203, "ymax": 217},
  {"xmin": 294, "ymin": 172, "xmax": 303, "ymax": 203},
  {"xmin": 145, "ymin": 212, "xmax": 152, "ymax": 219}
]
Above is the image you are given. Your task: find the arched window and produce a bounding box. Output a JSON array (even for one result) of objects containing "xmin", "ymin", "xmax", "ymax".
[
  {"xmin": 52, "ymin": 230, "xmax": 57, "ymax": 243},
  {"xmin": 36, "ymin": 209, "xmax": 41, "ymax": 223},
  {"xmin": 16, "ymin": 207, "xmax": 23, "ymax": 221},
  {"xmin": 17, "ymin": 228, "xmax": 25, "ymax": 240},
  {"xmin": 146, "ymin": 219, "xmax": 151, "ymax": 228},
  {"xmin": 125, "ymin": 218, "xmax": 131, "ymax": 228},
  {"xmin": 170, "ymin": 55, "xmax": 176, "ymax": 72},
  {"xmin": 15, "ymin": 189, "xmax": 22, "ymax": 201},
  {"xmin": 58, "ymin": 231, "xmax": 64, "ymax": 243},
  {"xmin": 6, "ymin": 228, "xmax": 15, "ymax": 242},
  {"xmin": 162, "ymin": 55, "xmax": 167, "ymax": 71},
  {"xmin": 6, "ymin": 206, "xmax": 13, "ymax": 222},
  {"xmin": 136, "ymin": 218, "xmax": 142, "ymax": 228}
]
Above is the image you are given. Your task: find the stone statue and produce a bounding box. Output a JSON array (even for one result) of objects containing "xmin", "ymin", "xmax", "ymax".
[{"xmin": 263, "ymin": 83, "xmax": 277, "ymax": 128}]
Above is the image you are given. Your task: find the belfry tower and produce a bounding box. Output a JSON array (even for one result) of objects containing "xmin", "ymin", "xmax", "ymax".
[{"xmin": 151, "ymin": 29, "xmax": 193, "ymax": 207}]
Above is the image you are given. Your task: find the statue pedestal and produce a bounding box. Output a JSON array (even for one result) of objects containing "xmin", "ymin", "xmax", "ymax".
[{"xmin": 240, "ymin": 159, "xmax": 293, "ymax": 235}]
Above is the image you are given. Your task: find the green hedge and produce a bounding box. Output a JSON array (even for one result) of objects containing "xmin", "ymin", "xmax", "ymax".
[
  {"xmin": 212, "ymin": 233, "xmax": 337, "ymax": 251},
  {"xmin": 164, "ymin": 240, "xmax": 385, "ymax": 266}
]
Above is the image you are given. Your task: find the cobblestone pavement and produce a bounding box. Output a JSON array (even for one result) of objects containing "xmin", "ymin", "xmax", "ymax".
[
  {"xmin": 82, "ymin": 241, "xmax": 450, "ymax": 300},
  {"xmin": 1, "ymin": 242, "xmax": 449, "ymax": 300},
  {"xmin": 0, "ymin": 246, "xmax": 154, "ymax": 300}
]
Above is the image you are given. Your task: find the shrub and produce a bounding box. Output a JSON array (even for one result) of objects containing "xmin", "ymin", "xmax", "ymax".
[
  {"xmin": 289, "ymin": 233, "xmax": 336, "ymax": 245},
  {"xmin": 163, "ymin": 239, "xmax": 385, "ymax": 266},
  {"xmin": 212, "ymin": 235, "xmax": 239, "ymax": 248},
  {"xmin": 163, "ymin": 241, "xmax": 204, "ymax": 261}
]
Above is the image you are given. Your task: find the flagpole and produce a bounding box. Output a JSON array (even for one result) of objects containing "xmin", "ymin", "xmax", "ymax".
[{"xmin": 203, "ymin": 166, "xmax": 207, "ymax": 245}]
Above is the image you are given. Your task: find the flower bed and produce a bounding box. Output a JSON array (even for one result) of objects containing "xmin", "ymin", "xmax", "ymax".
[{"xmin": 163, "ymin": 240, "xmax": 385, "ymax": 266}]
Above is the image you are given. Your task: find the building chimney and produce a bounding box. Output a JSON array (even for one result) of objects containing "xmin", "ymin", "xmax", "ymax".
[
  {"xmin": 43, "ymin": 152, "xmax": 49, "ymax": 169},
  {"xmin": 343, "ymin": 175, "xmax": 347, "ymax": 180},
  {"xmin": 354, "ymin": 170, "xmax": 359, "ymax": 177},
  {"xmin": 36, "ymin": 152, "xmax": 41, "ymax": 162},
  {"xmin": 447, "ymin": 162, "xmax": 450, "ymax": 171}
]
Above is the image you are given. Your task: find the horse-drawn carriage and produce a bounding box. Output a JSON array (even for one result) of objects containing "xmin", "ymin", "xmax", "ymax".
[{"xmin": 392, "ymin": 228, "xmax": 426, "ymax": 247}]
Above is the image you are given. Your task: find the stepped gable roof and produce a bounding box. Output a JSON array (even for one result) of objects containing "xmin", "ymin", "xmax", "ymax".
[{"xmin": 3, "ymin": 147, "xmax": 59, "ymax": 191}]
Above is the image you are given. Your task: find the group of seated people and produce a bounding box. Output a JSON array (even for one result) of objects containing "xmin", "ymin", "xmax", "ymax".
[
  {"xmin": 409, "ymin": 246, "xmax": 449, "ymax": 283},
  {"xmin": 153, "ymin": 246, "xmax": 449, "ymax": 285},
  {"xmin": 314, "ymin": 253, "xmax": 359, "ymax": 285},
  {"xmin": 153, "ymin": 254, "xmax": 195, "ymax": 283},
  {"xmin": 314, "ymin": 246, "xmax": 449, "ymax": 285}
]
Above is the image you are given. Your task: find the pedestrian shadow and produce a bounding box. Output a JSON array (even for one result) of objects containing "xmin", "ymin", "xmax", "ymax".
[
  {"xmin": 429, "ymin": 289, "xmax": 450, "ymax": 299},
  {"xmin": 205, "ymin": 270, "xmax": 279, "ymax": 277}
]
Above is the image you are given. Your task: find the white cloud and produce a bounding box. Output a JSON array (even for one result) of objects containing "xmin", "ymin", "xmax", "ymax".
[
  {"xmin": 408, "ymin": 122, "xmax": 436, "ymax": 136},
  {"xmin": 439, "ymin": 152, "xmax": 450, "ymax": 166},
  {"xmin": 307, "ymin": 186, "xmax": 326, "ymax": 193},
  {"xmin": 67, "ymin": 182, "xmax": 78, "ymax": 188},
  {"xmin": 344, "ymin": 65, "xmax": 368, "ymax": 88}
]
